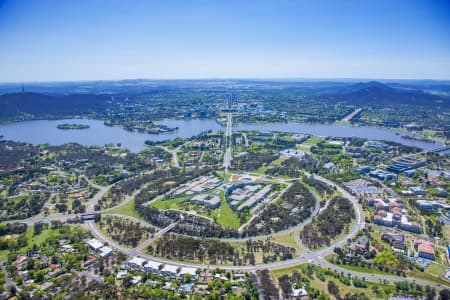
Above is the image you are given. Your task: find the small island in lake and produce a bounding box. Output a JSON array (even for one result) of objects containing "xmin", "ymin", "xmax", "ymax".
[{"xmin": 57, "ymin": 123, "xmax": 90, "ymax": 130}]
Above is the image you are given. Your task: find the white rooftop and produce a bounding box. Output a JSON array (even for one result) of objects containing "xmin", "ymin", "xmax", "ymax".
[
  {"xmin": 86, "ymin": 239, "xmax": 103, "ymax": 250},
  {"xmin": 129, "ymin": 256, "xmax": 146, "ymax": 266},
  {"xmin": 99, "ymin": 246, "xmax": 113, "ymax": 257},
  {"xmin": 179, "ymin": 267, "xmax": 197, "ymax": 276},
  {"xmin": 144, "ymin": 260, "xmax": 161, "ymax": 270},
  {"xmin": 162, "ymin": 264, "xmax": 179, "ymax": 274}
]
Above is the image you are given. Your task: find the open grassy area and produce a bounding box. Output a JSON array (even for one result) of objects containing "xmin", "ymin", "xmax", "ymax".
[
  {"xmin": 270, "ymin": 263, "xmax": 393, "ymax": 300},
  {"xmin": 444, "ymin": 225, "xmax": 450, "ymax": 242},
  {"xmin": 408, "ymin": 269, "xmax": 449, "ymax": 286},
  {"xmin": 269, "ymin": 231, "xmax": 299, "ymax": 250},
  {"xmin": 105, "ymin": 199, "xmax": 143, "ymax": 220},
  {"xmin": 303, "ymin": 135, "xmax": 325, "ymax": 146},
  {"xmin": 213, "ymin": 191, "xmax": 241, "ymax": 229},
  {"xmin": 150, "ymin": 195, "xmax": 191, "ymax": 210},
  {"xmin": 0, "ymin": 250, "xmax": 9, "ymax": 261},
  {"xmin": 255, "ymin": 156, "xmax": 287, "ymax": 174},
  {"xmin": 425, "ymin": 262, "xmax": 446, "ymax": 278},
  {"xmin": 295, "ymin": 145, "xmax": 311, "ymax": 152},
  {"xmin": 324, "ymin": 254, "xmax": 393, "ymax": 275},
  {"xmin": 150, "ymin": 190, "xmax": 242, "ymax": 229},
  {"xmin": 0, "ymin": 227, "xmax": 62, "ymax": 260}
]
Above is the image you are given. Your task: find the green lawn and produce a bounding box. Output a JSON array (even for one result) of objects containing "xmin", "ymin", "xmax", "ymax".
[
  {"xmin": 269, "ymin": 231, "xmax": 300, "ymax": 250},
  {"xmin": 425, "ymin": 262, "xmax": 446, "ymax": 278},
  {"xmin": 105, "ymin": 199, "xmax": 143, "ymax": 220},
  {"xmin": 270, "ymin": 157, "xmax": 287, "ymax": 166},
  {"xmin": 325, "ymin": 255, "xmax": 393, "ymax": 275},
  {"xmin": 0, "ymin": 250, "xmax": 9, "ymax": 261},
  {"xmin": 149, "ymin": 195, "xmax": 191, "ymax": 210},
  {"xmin": 408, "ymin": 269, "xmax": 449, "ymax": 286},
  {"xmin": 0, "ymin": 227, "xmax": 60, "ymax": 260},
  {"xmin": 271, "ymin": 263, "xmax": 397, "ymax": 300},
  {"xmin": 303, "ymin": 135, "xmax": 325, "ymax": 145},
  {"xmin": 295, "ymin": 145, "xmax": 311, "ymax": 153},
  {"xmin": 214, "ymin": 191, "xmax": 241, "ymax": 229}
]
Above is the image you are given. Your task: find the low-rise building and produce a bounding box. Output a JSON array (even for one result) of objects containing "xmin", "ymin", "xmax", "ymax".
[
  {"xmin": 415, "ymin": 200, "xmax": 434, "ymax": 212},
  {"xmin": 279, "ymin": 149, "xmax": 306, "ymax": 158},
  {"xmin": 161, "ymin": 264, "xmax": 179, "ymax": 278},
  {"xmin": 143, "ymin": 260, "xmax": 161, "ymax": 273},
  {"xmin": 435, "ymin": 187, "xmax": 448, "ymax": 197},
  {"xmin": 99, "ymin": 246, "xmax": 113, "ymax": 257},
  {"xmin": 128, "ymin": 256, "xmax": 146, "ymax": 269},
  {"xmin": 348, "ymin": 235, "xmax": 370, "ymax": 255},
  {"xmin": 410, "ymin": 186, "xmax": 427, "ymax": 195},
  {"xmin": 415, "ymin": 239, "xmax": 435, "ymax": 260},
  {"xmin": 179, "ymin": 267, "xmax": 198, "ymax": 279},
  {"xmin": 382, "ymin": 232, "xmax": 406, "ymax": 253},
  {"xmin": 86, "ymin": 239, "xmax": 103, "ymax": 252},
  {"xmin": 190, "ymin": 193, "xmax": 221, "ymax": 209}
]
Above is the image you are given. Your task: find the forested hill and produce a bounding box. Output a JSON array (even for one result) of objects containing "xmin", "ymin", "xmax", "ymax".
[
  {"xmin": 0, "ymin": 92, "xmax": 111, "ymax": 120},
  {"xmin": 319, "ymin": 81, "xmax": 450, "ymax": 107}
]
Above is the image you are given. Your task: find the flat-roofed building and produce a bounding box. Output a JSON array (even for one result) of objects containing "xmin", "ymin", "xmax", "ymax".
[
  {"xmin": 190, "ymin": 193, "xmax": 221, "ymax": 209},
  {"xmin": 128, "ymin": 256, "xmax": 146, "ymax": 269},
  {"xmin": 161, "ymin": 264, "xmax": 179, "ymax": 278},
  {"xmin": 86, "ymin": 239, "xmax": 103, "ymax": 252}
]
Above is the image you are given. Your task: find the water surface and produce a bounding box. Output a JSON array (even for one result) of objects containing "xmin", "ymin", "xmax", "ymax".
[{"xmin": 0, "ymin": 118, "xmax": 443, "ymax": 152}]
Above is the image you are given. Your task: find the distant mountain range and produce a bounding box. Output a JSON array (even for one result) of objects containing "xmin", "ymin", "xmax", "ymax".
[
  {"xmin": 319, "ymin": 81, "xmax": 450, "ymax": 107},
  {"xmin": 0, "ymin": 92, "xmax": 110, "ymax": 120},
  {"xmin": 0, "ymin": 81, "xmax": 448, "ymax": 121}
]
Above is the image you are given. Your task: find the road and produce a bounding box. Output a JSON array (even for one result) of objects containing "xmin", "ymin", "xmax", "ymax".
[
  {"xmin": 342, "ymin": 107, "xmax": 362, "ymax": 122},
  {"xmin": 242, "ymin": 133, "xmax": 249, "ymax": 147},
  {"xmin": 223, "ymin": 112, "xmax": 232, "ymax": 172},
  {"xmin": 0, "ymin": 260, "xmax": 13, "ymax": 289},
  {"xmin": 136, "ymin": 221, "xmax": 178, "ymax": 251},
  {"xmin": 4, "ymin": 163, "xmax": 448, "ymax": 289},
  {"xmin": 83, "ymin": 176, "xmax": 114, "ymax": 213},
  {"xmin": 158, "ymin": 145, "xmax": 182, "ymax": 168}
]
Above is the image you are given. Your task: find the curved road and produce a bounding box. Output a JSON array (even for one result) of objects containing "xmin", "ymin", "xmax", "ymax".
[{"xmin": 4, "ymin": 168, "xmax": 448, "ymax": 289}]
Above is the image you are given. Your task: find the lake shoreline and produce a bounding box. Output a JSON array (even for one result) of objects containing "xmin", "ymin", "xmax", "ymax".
[{"xmin": 0, "ymin": 118, "xmax": 445, "ymax": 153}]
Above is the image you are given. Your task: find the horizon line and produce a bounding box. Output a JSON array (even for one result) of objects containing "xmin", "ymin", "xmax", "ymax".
[{"xmin": 1, "ymin": 76, "xmax": 450, "ymax": 85}]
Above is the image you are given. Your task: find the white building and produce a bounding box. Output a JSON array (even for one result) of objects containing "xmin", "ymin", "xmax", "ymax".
[
  {"xmin": 179, "ymin": 267, "xmax": 197, "ymax": 278},
  {"xmin": 128, "ymin": 256, "xmax": 146, "ymax": 269},
  {"xmin": 143, "ymin": 260, "xmax": 161, "ymax": 273},
  {"xmin": 161, "ymin": 264, "xmax": 179, "ymax": 278},
  {"xmin": 99, "ymin": 246, "xmax": 113, "ymax": 257},
  {"xmin": 86, "ymin": 239, "xmax": 103, "ymax": 252}
]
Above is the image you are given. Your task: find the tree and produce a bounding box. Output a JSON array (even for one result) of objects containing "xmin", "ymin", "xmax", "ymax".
[
  {"xmin": 439, "ymin": 288, "xmax": 450, "ymax": 300},
  {"xmin": 327, "ymin": 281, "xmax": 340, "ymax": 297}
]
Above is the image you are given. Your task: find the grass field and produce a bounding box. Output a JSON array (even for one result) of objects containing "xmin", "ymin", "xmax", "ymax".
[
  {"xmin": 303, "ymin": 135, "xmax": 325, "ymax": 146},
  {"xmin": 255, "ymin": 156, "xmax": 287, "ymax": 174},
  {"xmin": 150, "ymin": 195, "xmax": 191, "ymax": 210},
  {"xmin": 105, "ymin": 199, "xmax": 143, "ymax": 220},
  {"xmin": 150, "ymin": 190, "xmax": 242, "ymax": 229},
  {"xmin": 0, "ymin": 227, "xmax": 60, "ymax": 260},
  {"xmin": 213, "ymin": 191, "xmax": 241, "ymax": 229},
  {"xmin": 425, "ymin": 262, "xmax": 446, "ymax": 278},
  {"xmin": 269, "ymin": 231, "xmax": 299, "ymax": 250},
  {"xmin": 295, "ymin": 145, "xmax": 311, "ymax": 152},
  {"xmin": 408, "ymin": 269, "xmax": 449, "ymax": 286},
  {"xmin": 270, "ymin": 263, "xmax": 392, "ymax": 300},
  {"xmin": 324, "ymin": 255, "xmax": 393, "ymax": 275}
]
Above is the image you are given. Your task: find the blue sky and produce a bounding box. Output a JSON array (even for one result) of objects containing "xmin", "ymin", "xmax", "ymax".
[{"xmin": 0, "ymin": 0, "xmax": 449, "ymax": 82}]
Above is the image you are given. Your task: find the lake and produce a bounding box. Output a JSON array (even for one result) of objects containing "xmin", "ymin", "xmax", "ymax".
[{"xmin": 0, "ymin": 118, "xmax": 443, "ymax": 152}]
